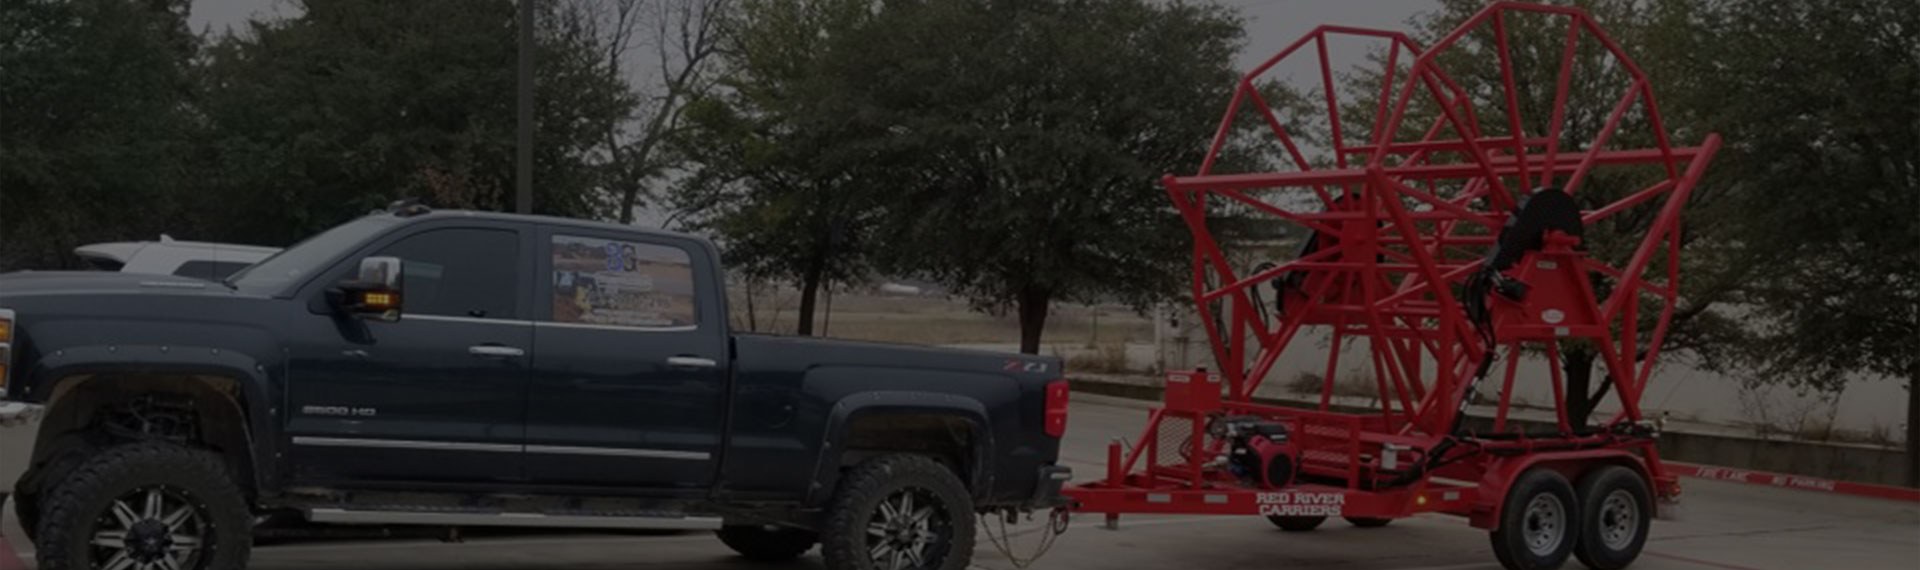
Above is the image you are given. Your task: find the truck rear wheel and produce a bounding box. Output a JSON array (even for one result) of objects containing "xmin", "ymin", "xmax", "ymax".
[
  {"xmin": 1572, "ymin": 466, "xmax": 1651, "ymax": 570},
  {"xmin": 34, "ymin": 442, "xmax": 252, "ymax": 570},
  {"xmin": 718, "ymin": 524, "xmax": 818, "ymax": 562},
  {"xmin": 820, "ymin": 454, "xmax": 974, "ymax": 570},
  {"xmin": 1490, "ymin": 468, "xmax": 1578, "ymax": 570}
]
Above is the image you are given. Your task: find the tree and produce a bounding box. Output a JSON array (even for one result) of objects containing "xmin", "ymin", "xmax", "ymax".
[
  {"xmin": 197, "ymin": 0, "xmax": 635, "ymax": 245},
  {"xmin": 0, "ymin": 0, "xmax": 201, "ymax": 270},
  {"xmin": 565, "ymin": 0, "xmax": 731, "ymax": 224},
  {"xmin": 854, "ymin": 0, "xmax": 1248, "ymax": 353},
  {"xmin": 672, "ymin": 0, "xmax": 887, "ymax": 336},
  {"xmin": 1701, "ymin": 0, "xmax": 1919, "ymax": 486}
]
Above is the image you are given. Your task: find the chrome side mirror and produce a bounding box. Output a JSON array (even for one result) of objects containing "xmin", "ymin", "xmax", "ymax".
[{"xmin": 335, "ymin": 256, "xmax": 404, "ymax": 321}]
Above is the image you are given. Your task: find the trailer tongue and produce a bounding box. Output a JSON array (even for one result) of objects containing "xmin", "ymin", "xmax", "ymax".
[{"xmin": 1060, "ymin": 3, "xmax": 1720, "ymax": 569}]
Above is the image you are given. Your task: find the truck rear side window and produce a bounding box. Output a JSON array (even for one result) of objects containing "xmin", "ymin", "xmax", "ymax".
[{"xmin": 548, "ymin": 235, "xmax": 697, "ymax": 328}]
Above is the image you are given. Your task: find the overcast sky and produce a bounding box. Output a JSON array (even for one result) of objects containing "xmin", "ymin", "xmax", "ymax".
[
  {"xmin": 185, "ymin": 0, "xmax": 1439, "ymax": 72},
  {"xmin": 183, "ymin": 0, "xmax": 1438, "ymax": 225}
]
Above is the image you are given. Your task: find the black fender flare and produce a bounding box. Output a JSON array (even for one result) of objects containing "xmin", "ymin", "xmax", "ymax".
[
  {"xmin": 807, "ymin": 391, "xmax": 996, "ymax": 506},
  {"xmin": 27, "ymin": 343, "xmax": 284, "ymax": 494}
]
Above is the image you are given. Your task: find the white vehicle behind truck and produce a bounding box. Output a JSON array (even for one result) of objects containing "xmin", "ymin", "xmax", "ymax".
[{"xmin": 73, "ymin": 236, "xmax": 278, "ymax": 281}]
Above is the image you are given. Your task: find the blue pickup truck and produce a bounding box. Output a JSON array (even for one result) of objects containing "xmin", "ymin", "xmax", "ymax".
[{"xmin": 0, "ymin": 206, "xmax": 1071, "ymax": 570}]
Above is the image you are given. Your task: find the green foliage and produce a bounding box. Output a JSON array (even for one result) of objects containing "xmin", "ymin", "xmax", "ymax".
[
  {"xmin": 671, "ymin": 0, "xmax": 890, "ymax": 334},
  {"xmin": 856, "ymin": 0, "xmax": 1247, "ymax": 351},
  {"xmin": 197, "ymin": 0, "xmax": 634, "ymax": 245},
  {"xmin": 677, "ymin": 0, "xmax": 1245, "ymax": 346},
  {"xmin": 0, "ymin": 0, "xmax": 200, "ymax": 269},
  {"xmin": 1705, "ymin": 0, "xmax": 1920, "ymax": 390}
]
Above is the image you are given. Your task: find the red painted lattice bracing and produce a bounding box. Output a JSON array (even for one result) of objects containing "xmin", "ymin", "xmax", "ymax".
[{"xmin": 1065, "ymin": 2, "xmax": 1721, "ymax": 526}]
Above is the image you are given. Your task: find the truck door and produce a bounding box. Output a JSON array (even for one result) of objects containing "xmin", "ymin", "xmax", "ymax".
[
  {"xmin": 286, "ymin": 223, "xmax": 534, "ymax": 483},
  {"xmin": 523, "ymin": 228, "xmax": 728, "ymax": 490}
]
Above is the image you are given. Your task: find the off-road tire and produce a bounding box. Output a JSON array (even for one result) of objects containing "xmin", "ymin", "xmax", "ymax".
[
  {"xmin": 1266, "ymin": 515, "xmax": 1327, "ymax": 532},
  {"xmin": 35, "ymin": 442, "xmax": 252, "ymax": 570},
  {"xmin": 1572, "ymin": 466, "xmax": 1651, "ymax": 570},
  {"xmin": 718, "ymin": 524, "xmax": 819, "ymax": 562},
  {"xmin": 820, "ymin": 454, "xmax": 974, "ymax": 570},
  {"xmin": 1344, "ymin": 516, "xmax": 1392, "ymax": 528},
  {"xmin": 1490, "ymin": 468, "xmax": 1579, "ymax": 570},
  {"xmin": 12, "ymin": 439, "xmax": 100, "ymax": 544}
]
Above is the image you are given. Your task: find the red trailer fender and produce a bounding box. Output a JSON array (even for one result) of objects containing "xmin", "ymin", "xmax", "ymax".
[{"xmin": 1469, "ymin": 449, "xmax": 1655, "ymax": 529}]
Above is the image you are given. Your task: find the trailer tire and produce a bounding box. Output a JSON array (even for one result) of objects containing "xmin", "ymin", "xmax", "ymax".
[
  {"xmin": 718, "ymin": 524, "xmax": 819, "ymax": 562},
  {"xmin": 1572, "ymin": 466, "xmax": 1650, "ymax": 570},
  {"xmin": 1344, "ymin": 516, "xmax": 1392, "ymax": 528},
  {"xmin": 1490, "ymin": 468, "xmax": 1578, "ymax": 570},
  {"xmin": 35, "ymin": 442, "xmax": 251, "ymax": 570},
  {"xmin": 820, "ymin": 454, "xmax": 974, "ymax": 570},
  {"xmin": 1265, "ymin": 515, "xmax": 1326, "ymax": 532}
]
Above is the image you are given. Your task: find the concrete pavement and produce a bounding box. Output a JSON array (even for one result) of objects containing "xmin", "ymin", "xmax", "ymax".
[{"xmin": 4, "ymin": 394, "xmax": 1916, "ymax": 569}]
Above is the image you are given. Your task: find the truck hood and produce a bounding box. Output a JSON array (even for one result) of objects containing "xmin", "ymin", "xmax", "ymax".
[{"xmin": 0, "ymin": 270, "xmax": 240, "ymax": 299}]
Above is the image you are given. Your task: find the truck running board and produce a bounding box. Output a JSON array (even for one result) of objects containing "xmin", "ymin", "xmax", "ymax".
[{"xmin": 304, "ymin": 507, "xmax": 723, "ymax": 530}]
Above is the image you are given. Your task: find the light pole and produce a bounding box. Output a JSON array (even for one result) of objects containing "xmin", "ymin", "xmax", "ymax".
[{"xmin": 515, "ymin": 0, "xmax": 535, "ymax": 214}]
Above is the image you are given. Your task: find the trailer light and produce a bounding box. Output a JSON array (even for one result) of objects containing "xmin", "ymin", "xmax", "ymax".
[{"xmin": 1417, "ymin": 495, "xmax": 1428, "ymax": 506}]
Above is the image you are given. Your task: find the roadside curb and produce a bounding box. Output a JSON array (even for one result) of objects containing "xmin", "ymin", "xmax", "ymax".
[{"xmin": 1663, "ymin": 461, "xmax": 1920, "ymax": 503}]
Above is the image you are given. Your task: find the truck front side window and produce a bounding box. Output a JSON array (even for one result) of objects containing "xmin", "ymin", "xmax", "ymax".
[{"xmin": 376, "ymin": 228, "xmax": 520, "ymax": 319}]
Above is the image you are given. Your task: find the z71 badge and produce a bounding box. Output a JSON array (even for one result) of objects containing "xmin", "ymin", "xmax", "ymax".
[{"xmin": 1004, "ymin": 360, "xmax": 1049, "ymax": 373}]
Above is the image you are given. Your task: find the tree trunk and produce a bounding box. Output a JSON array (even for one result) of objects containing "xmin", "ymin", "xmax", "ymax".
[
  {"xmin": 795, "ymin": 255, "xmax": 825, "ymax": 336},
  {"xmin": 1907, "ymin": 357, "xmax": 1918, "ymax": 488},
  {"xmin": 1563, "ymin": 347, "xmax": 1598, "ymax": 427},
  {"xmin": 1016, "ymin": 286, "xmax": 1051, "ymax": 355},
  {"xmin": 618, "ymin": 187, "xmax": 639, "ymax": 224}
]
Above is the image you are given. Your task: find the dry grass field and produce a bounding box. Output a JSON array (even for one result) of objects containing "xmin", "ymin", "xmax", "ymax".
[{"xmin": 728, "ymin": 287, "xmax": 1155, "ymax": 347}]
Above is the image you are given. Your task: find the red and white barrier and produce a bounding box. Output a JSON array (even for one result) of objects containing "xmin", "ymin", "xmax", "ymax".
[
  {"xmin": 1665, "ymin": 461, "xmax": 1920, "ymax": 503},
  {"xmin": 0, "ymin": 534, "xmax": 25, "ymax": 570}
]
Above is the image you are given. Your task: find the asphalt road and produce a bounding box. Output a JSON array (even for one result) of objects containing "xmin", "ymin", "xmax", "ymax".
[{"xmin": 5, "ymin": 393, "xmax": 1917, "ymax": 569}]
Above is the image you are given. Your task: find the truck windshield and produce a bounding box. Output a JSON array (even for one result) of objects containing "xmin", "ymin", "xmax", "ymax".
[{"xmin": 226, "ymin": 215, "xmax": 401, "ymax": 294}]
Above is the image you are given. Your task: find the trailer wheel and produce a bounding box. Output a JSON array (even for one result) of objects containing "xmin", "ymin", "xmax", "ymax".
[
  {"xmin": 1490, "ymin": 468, "xmax": 1578, "ymax": 570},
  {"xmin": 1344, "ymin": 516, "xmax": 1391, "ymax": 528},
  {"xmin": 718, "ymin": 524, "xmax": 819, "ymax": 562},
  {"xmin": 1265, "ymin": 515, "xmax": 1326, "ymax": 532},
  {"xmin": 1572, "ymin": 466, "xmax": 1651, "ymax": 570},
  {"xmin": 820, "ymin": 454, "xmax": 974, "ymax": 570}
]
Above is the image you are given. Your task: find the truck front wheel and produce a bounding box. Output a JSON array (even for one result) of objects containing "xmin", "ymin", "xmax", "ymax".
[
  {"xmin": 34, "ymin": 442, "xmax": 252, "ymax": 570},
  {"xmin": 718, "ymin": 524, "xmax": 818, "ymax": 562},
  {"xmin": 820, "ymin": 455, "xmax": 975, "ymax": 570}
]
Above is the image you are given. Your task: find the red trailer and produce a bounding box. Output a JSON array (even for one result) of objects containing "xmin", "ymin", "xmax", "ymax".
[{"xmin": 1061, "ymin": 4, "xmax": 1721, "ymax": 569}]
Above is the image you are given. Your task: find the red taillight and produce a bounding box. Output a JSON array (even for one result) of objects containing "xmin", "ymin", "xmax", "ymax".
[{"xmin": 1044, "ymin": 380, "xmax": 1070, "ymax": 438}]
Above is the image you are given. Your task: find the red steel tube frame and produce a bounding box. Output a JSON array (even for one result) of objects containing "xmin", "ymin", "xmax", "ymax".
[{"xmin": 1064, "ymin": 2, "xmax": 1720, "ymax": 528}]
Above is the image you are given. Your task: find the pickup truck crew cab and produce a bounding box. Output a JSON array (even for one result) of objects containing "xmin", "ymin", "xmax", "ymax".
[{"xmin": 0, "ymin": 207, "xmax": 1071, "ymax": 570}]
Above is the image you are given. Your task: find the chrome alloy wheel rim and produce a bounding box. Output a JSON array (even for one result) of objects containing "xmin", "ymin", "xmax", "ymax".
[{"xmin": 89, "ymin": 485, "xmax": 210, "ymax": 570}]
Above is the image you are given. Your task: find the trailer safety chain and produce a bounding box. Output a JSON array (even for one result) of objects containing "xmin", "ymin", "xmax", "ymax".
[{"xmin": 980, "ymin": 507, "xmax": 1070, "ymax": 569}]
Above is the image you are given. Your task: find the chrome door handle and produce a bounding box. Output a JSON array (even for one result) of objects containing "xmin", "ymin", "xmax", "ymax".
[
  {"xmin": 468, "ymin": 345, "xmax": 525, "ymax": 358},
  {"xmin": 665, "ymin": 356, "xmax": 718, "ymax": 369}
]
